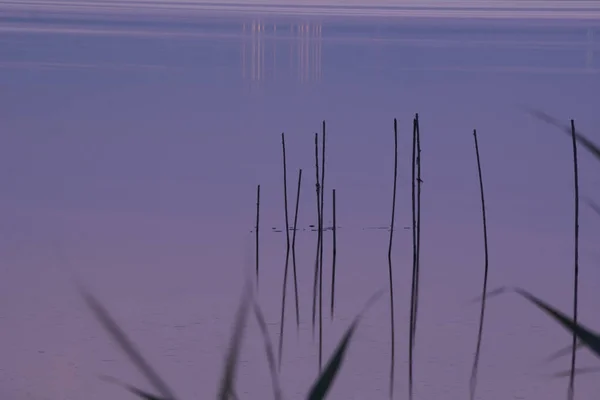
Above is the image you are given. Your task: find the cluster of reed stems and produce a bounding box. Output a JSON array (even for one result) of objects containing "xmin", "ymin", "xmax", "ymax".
[{"xmin": 78, "ymin": 111, "xmax": 594, "ymax": 400}]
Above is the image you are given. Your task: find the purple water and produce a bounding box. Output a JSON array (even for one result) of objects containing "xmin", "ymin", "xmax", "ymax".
[{"xmin": 1, "ymin": 8, "xmax": 600, "ymax": 400}]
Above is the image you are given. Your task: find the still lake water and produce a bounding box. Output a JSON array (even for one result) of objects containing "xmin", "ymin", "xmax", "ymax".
[{"xmin": 1, "ymin": 8, "xmax": 600, "ymax": 400}]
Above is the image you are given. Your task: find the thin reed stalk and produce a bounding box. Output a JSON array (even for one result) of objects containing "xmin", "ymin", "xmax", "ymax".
[
  {"xmin": 291, "ymin": 169, "xmax": 303, "ymax": 329},
  {"xmin": 318, "ymin": 120, "xmax": 327, "ymax": 371},
  {"xmin": 256, "ymin": 184, "xmax": 260, "ymax": 288},
  {"xmin": 277, "ymin": 132, "xmax": 292, "ymax": 370},
  {"xmin": 469, "ymin": 129, "xmax": 490, "ymax": 400},
  {"xmin": 330, "ymin": 188, "xmax": 337, "ymax": 319},
  {"xmin": 568, "ymin": 119, "xmax": 580, "ymax": 400},
  {"xmin": 409, "ymin": 116, "xmax": 417, "ymax": 400},
  {"xmin": 388, "ymin": 118, "xmax": 399, "ymax": 399},
  {"xmin": 415, "ymin": 114, "xmax": 422, "ymax": 336},
  {"xmin": 311, "ymin": 133, "xmax": 322, "ymax": 335}
]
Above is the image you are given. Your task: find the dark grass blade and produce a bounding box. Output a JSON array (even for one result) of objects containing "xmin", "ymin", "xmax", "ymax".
[
  {"xmin": 291, "ymin": 169, "xmax": 303, "ymax": 329},
  {"xmin": 100, "ymin": 375, "xmax": 167, "ymax": 400},
  {"xmin": 307, "ymin": 290, "xmax": 384, "ymax": 400},
  {"xmin": 568, "ymin": 118, "xmax": 580, "ymax": 400},
  {"xmin": 514, "ymin": 288, "xmax": 600, "ymax": 359},
  {"xmin": 467, "ymin": 287, "xmax": 507, "ymax": 305},
  {"xmin": 218, "ymin": 278, "xmax": 254, "ymax": 400},
  {"xmin": 551, "ymin": 367, "xmax": 600, "ymax": 378},
  {"xmin": 277, "ymin": 132, "xmax": 292, "ymax": 370},
  {"xmin": 253, "ymin": 301, "xmax": 284, "ymax": 400},
  {"xmin": 330, "ymin": 189, "xmax": 337, "ymax": 319},
  {"xmin": 318, "ymin": 120, "xmax": 326, "ymax": 372},
  {"xmin": 583, "ymin": 197, "xmax": 600, "ymax": 218},
  {"xmin": 79, "ymin": 287, "xmax": 177, "ymax": 400},
  {"xmin": 311, "ymin": 132, "xmax": 322, "ymax": 336},
  {"xmin": 543, "ymin": 341, "xmax": 585, "ymax": 364},
  {"xmin": 525, "ymin": 108, "xmax": 600, "ymax": 162},
  {"xmin": 256, "ymin": 184, "xmax": 261, "ymax": 288},
  {"xmin": 387, "ymin": 118, "xmax": 399, "ymax": 399},
  {"xmin": 469, "ymin": 129, "xmax": 491, "ymax": 400}
]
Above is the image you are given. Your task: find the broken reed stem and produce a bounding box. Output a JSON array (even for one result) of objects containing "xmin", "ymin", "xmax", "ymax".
[
  {"xmin": 256, "ymin": 184, "xmax": 260, "ymax": 289},
  {"xmin": 318, "ymin": 120, "xmax": 326, "ymax": 372},
  {"xmin": 277, "ymin": 132, "xmax": 292, "ymax": 370},
  {"xmin": 568, "ymin": 119, "xmax": 580, "ymax": 400},
  {"xmin": 311, "ymin": 133, "xmax": 322, "ymax": 335},
  {"xmin": 388, "ymin": 118, "xmax": 399, "ymax": 399},
  {"xmin": 330, "ymin": 188, "xmax": 337, "ymax": 319},
  {"xmin": 469, "ymin": 129, "xmax": 490, "ymax": 400},
  {"xmin": 409, "ymin": 116, "xmax": 417, "ymax": 400},
  {"xmin": 291, "ymin": 169, "xmax": 303, "ymax": 329}
]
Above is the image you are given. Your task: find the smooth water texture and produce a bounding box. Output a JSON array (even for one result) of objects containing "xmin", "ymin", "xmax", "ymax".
[{"xmin": 1, "ymin": 8, "xmax": 600, "ymax": 400}]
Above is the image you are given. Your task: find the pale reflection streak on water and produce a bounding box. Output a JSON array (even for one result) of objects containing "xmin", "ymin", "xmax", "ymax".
[{"xmin": 241, "ymin": 20, "xmax": 322, "ymax": 83}]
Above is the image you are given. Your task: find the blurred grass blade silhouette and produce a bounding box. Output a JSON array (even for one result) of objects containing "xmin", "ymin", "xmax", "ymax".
[
  {"xmin": 307, "ymin": 289, "xmax": 384, "ymax": 400},
  {"xmin": 550, "ymin": 367, "xmax": 600, "ymax": 378},
  {"xmin": 467, "ymin": 287, "xmax": 507, "ymax": 305},
  {"xmin": 526, "ymin": 108, "xmax": 600, "ymax": 161},
  {"xmin": 254, "ymin": 300, "xmax": 284, "ymax": 400},
  {"xmin": 80, "ymin": 287, "xmax": 178, "ymax": 400},
  {"xmin": 515, "ymin": 288, "xmax": 600, "ymax": 359},
  {"xmin": 543, "ymin": 341, "xmax": 585, "ymax": 364},
  {"xmin": 218, "ymin": 278, "xmax": 254, "ymax": 400},
  {"xmin": 583, "ymin": 197, "xmax": 600, "ymax": 217},
  {"xmin": 100, "ymin": 375, "xmax": 167, "ymax": 400}
]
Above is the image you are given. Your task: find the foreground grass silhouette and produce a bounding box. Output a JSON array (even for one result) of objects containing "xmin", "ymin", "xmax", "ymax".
[{"xmin": 82, "ymin": 276, "xmax": 383, "ymax": 400}]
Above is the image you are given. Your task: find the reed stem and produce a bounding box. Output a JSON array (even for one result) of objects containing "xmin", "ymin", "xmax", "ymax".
[
  {"xmin": 311, "ymin": 133, "xmax": 321, "ymax": 335},
  {"xmin": 291, "ymin": 169, "xmax": 303, "ymax": 329},
  {"xmin": 568, "ymin": 119, "xmax": 580, "ymax": 400},
  {"xmin": 277, "ymin": 132, "xmax": 292, "ymax": 370},
  {"xmin": 469, "ymin": 129, "xmax": 490, "ymax": 400},
  {"xmin": 330, "ymin": 189, "xmax": 337, "ymax": 319},
  {"xmin": 388, "ymin": 118, "xmax": 399, "ymax": 399},
  {"xmin": 256, "ymin": 184, "xmax": 260, "ymax": 288},
  {"xmin": 318, "ymin": 120, "xmax": 326, "ymax": 372}
]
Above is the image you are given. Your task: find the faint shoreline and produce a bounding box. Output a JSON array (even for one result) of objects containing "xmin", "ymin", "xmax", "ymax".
[{"xmin": 3, "ymin": 1, "xmax": 600, "ymax": 20}]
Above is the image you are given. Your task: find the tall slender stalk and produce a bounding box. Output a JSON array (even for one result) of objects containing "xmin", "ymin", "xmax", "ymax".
[
  {"xmin": 409, "ymin": 116, "xmax": 417, "ymax": 400},
  {"xmin": 311, "ymin": 133, "xmax": 321, "ymax": 335},
  {"xmin": 277, "ymin": 132, "xmax": 292, "ymax": 370},
  {"xmin": 388, "ymin": 118, "xmax": 399, "ymax": 399},
  {"xmin": 330, "ymin": 189, "xmax": 337, "ymax": 319},
  {"xmin": 318, "ymin": 120, "xmax": 327, "ymax": 371},
  {"xmin": 568, "ymin": 119, "xmax": 580, "ymax": 400},
  {"xmin": 469, "ymin": 129, "xmax": 490, "ymax": 400},
  {"xmin": 291, "ymin": 169, "xmax": 303, "ymax": 329},
  {"xmin": 256, "ymin": 184, "xmax": 261, "ymax": 288},
  {"xmin": 415, "ymin": 114, "xmax": 422, "ymax": 337}
]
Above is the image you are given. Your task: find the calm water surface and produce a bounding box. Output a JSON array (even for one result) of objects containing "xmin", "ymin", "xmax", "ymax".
[{"xmin": 1, "ymin": 10, "xmax": 600, "ymax": 400}]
